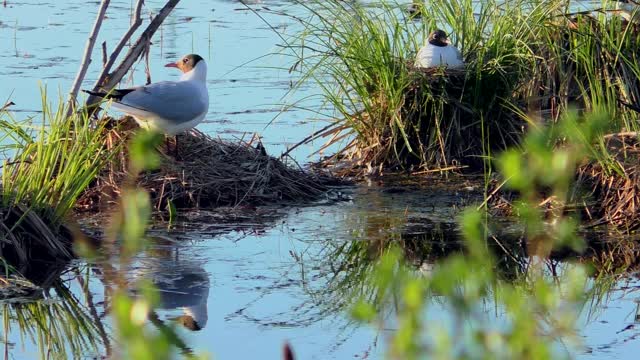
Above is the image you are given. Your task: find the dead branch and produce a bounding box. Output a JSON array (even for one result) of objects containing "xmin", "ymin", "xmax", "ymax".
[
  {"xmin": 89, "ymin": 0, "xmax": 145, "ymax": 100},
  {"xmin": 86, "ymin": 0, "xmax": 180, "ymax": 109},
  {"xmin": 66, "ymin": 0, "xmax": 111, "ymax": 117},
  {"xmin": 101, "ymin": 41, "xmax": 108, "ymax": 67}
]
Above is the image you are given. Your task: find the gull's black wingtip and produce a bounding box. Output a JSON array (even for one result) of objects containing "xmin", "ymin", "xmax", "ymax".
[
  {"xmin": 83, "ymin": 89, "xmax": 105, "ymax": 97},
  {"xmin": 82, "ymin": 88, "xmax": 136, "ymax": 101}
]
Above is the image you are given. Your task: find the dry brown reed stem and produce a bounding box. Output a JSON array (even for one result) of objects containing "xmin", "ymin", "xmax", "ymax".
[
  {"xmin": 78, "ymin": 118, "xmax": 329, "ymax": 211},
  {"xmin": 66, "ymin": 0, "xmax": 111, "ymax": 116}
]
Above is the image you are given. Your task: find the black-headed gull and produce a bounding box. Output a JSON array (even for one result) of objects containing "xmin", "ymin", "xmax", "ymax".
[
  {"xmin": 85, "ymin": 54, "xmax": 209, "ymax": 135},
  {"xmin": 415, "ymin": 30, "xmax": 464, "ymax": 69}
]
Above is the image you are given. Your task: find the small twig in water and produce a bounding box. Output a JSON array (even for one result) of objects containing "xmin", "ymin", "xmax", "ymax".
[{"xmin": 101, "ymin": 41, "xmax": 108, "ymax": 67}]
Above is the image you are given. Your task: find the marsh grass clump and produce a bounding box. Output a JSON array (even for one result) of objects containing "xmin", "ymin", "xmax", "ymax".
[
  {"xmin": 284, "ymin": 0, "xmax": 545, "ymax": 175},
  {"xmin": 0, "ymin": 94, "xmax": 118, "ymax": 266},
  {"xmin": 78, "ymin": 117, "xmax": 329, "ymax": 211},
  {"xmin": 285, "ymin": 0, "xmax": 640, "ymax": 176}
]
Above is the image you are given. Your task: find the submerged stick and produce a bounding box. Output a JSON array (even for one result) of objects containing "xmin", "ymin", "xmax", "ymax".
[
  {"xmin": 86, "ymin": 0, "xmax": 181, "ymax": 109},
  {"xmin": 66, "ymin": 0, "xmax": 111, "ymax": 117}
]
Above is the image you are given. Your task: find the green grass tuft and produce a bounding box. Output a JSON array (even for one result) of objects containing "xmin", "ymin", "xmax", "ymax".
[
  {"xmin": 0, "ymin": 90, "xmax": 119, "ymax": 226},
  {"xmin": 284, "ymin": 0, "xmax": 640, "ymax": 175}
]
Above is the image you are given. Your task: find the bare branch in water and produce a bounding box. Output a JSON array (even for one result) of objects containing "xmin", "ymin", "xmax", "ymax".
[
  {"xmin": 90, "ymin": 0, "xmax": 145, "ymax": 98},
  {"xmin": 66, "ymin": 0, "xmax": 111, "ymax": 117},
  {"xmin": 86, "ymin": 0, "xmax": 181, "ymax": 110},
  {"xmin": 101, "ymin": 41, "xmax": 108, "ymax": 67}
]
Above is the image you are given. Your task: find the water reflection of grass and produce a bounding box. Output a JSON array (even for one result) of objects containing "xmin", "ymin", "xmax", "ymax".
[
  {"xmin": 299, "ymin": 204, "xmax": 637, "ymax": 353},
  {"xmin": 1, "ymin": 276, "xmax": 107, "ymax": 359}
]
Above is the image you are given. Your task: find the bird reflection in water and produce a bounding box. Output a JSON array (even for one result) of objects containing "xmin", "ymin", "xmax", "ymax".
[{"xmin": 131, "ymin": 234, "xmax": 210, "ymax": 331}]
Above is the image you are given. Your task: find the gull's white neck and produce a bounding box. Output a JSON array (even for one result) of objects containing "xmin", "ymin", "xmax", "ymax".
[{"xmin": 180, "ymin": 61, "xmax": 207, "ymax": 82}]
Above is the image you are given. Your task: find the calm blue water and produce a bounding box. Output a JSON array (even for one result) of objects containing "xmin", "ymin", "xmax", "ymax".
[
  {"xmin": 0, "ymin": 0, "xmax": 326, "ymax": 161},
  {"xmin": 0, "ymin": 0, "xmax": 639, "ymax": 359}
]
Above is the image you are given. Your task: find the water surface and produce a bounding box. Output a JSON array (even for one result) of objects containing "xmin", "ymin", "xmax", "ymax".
[{"xmin": 1, "ymin": 1, "xmax": 639, "ymax": 359}]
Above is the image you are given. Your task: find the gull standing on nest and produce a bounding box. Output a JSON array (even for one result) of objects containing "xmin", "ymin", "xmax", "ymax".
[
  {"xmin": 415, "ymin": 29, "xmax": 464, "ymax": 69},
  {"xmin": 85, "ymin": 54, "xmax": 209, "ymax": 135}
]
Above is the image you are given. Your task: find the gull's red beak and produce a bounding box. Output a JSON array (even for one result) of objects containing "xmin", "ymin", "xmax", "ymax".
[{"xmin": 165, "ymin": 62, "xmax": 179, "ymax": 68}]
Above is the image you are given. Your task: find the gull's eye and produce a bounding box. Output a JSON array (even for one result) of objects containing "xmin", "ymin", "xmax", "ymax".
[{"xmin": 183, "ymin": 58, "xmax": 189, "ymax": 63}]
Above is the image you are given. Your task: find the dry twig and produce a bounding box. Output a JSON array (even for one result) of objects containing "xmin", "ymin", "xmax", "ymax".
[{"xmin": 66, "ymin": 0, "xmax": 111, "ymax": 117}]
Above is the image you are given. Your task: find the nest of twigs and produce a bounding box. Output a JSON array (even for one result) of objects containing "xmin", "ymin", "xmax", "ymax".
[{"xmin": 77, "ymin": 117, "xmax": 330, "ymax": 211}]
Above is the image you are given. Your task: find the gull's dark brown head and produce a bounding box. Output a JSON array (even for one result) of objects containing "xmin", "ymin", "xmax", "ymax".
[
  {"xmin": 428, "ymin": 29, "xmax": 450, "ymax": 47},
  {"xmin": 174, "ymin": 314, "xmax": 202, "ymax": 331},
  {"xmin": 165, "ymin": 54, "xmax": 205, "ymax": 73}
]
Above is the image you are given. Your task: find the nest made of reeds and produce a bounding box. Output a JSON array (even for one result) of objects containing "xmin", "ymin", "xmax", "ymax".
[
  {"xmin": 313, "ymin": 62, "xmax": 528, "ymax": 178},
  {"xmin": 77, "ymin": 117, "xmax": 330, "ymax": 212}
]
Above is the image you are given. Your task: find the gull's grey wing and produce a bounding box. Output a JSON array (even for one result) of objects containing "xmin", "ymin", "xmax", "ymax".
[{"xmin": 119, "ymin": 81, "xmax": 208, "ymax": 124}]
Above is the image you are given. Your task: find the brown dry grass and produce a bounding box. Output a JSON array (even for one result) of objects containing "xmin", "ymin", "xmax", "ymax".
[{"xmin": 77, "ymin": 117, "xmax": 330, "ymax": 211}]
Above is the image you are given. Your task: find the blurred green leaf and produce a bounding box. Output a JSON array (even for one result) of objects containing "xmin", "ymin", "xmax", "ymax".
[
  {"xmin": 130, "ymin": 130, "xmax": 163, "ymax": 172},
  {"xmin": 121, "ymin": 189, "xmax": 152, "ymax": 256},
  {"xmin": 351, "ymin": 300, "xmax": 377, "ymax": 322}
]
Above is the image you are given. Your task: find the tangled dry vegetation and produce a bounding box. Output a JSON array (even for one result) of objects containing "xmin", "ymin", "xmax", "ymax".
[
  {"xmin": 577, "ymin": 133, "xmax": 640, "ymax": 231},
  {"xmin": 0, "ymin": 205, "xmax": 74, "ymax": 265},
  {"xmin": 489, "ymin": 132, "xmax": 640, "ymax": 233},
  {"xmin": 77, "ymin": 117, "xmax": 329, "ymax": 212}
]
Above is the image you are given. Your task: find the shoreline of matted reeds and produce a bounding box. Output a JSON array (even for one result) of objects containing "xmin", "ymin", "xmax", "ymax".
[{"xmin": 0, "ymin": 98, "xmax": 334, "ymax": 275}]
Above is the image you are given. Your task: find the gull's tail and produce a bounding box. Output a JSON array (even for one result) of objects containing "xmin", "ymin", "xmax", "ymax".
[{"xmin": 82, "ymin": 88, "xmax": 136, "ymax": 101}]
